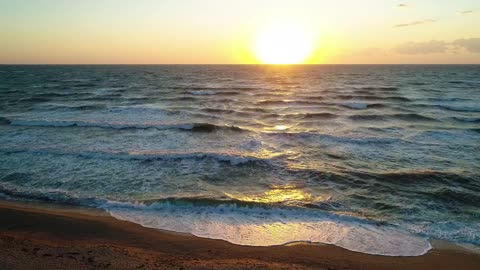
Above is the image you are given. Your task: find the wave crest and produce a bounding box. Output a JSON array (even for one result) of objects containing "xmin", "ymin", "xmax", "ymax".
[
  {"xmin": 0, "ymin": 148, "xmax": 281, "ymax": 165},
  {"xmin": 4, "ymin": 118, "xmax": 247, "ymax": 133}
]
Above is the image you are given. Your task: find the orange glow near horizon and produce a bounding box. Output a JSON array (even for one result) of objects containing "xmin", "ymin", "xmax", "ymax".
[{"xmin": 1, "ymin": 1, "xmax": 479, "ymax": 64}]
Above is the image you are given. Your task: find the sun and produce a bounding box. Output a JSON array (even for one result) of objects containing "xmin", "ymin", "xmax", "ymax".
[{"xmin": 253, "ymin": 22, "xmax": 314, "ymax": 64}]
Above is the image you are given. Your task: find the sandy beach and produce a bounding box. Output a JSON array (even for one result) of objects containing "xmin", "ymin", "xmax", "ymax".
[{"xmin": 0, "ymin": 200, "xmax": 478, "ymax": 270}]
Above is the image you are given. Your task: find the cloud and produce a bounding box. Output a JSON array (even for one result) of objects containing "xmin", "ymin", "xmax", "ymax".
[
  {"xmin": 398, "ymin": 3, "xmax": 408, "ymax": 8},
  {"xmin": 460, "ymin": 10, "xmax": 474, "ymax": 14},
  {"xmin": 394, "ymin": 38, "xmax": 480, "ymax": 55},
  {"xmin": 452, "ymin": 38, "xmax": 480, "ymax": 53},
  {"xmin": 394, "ymin": 41, "xmax": 448, "ymax": 54},
  {"xmin": 393, "ymin": 19, "xmax": 435, "ymax": 28}
]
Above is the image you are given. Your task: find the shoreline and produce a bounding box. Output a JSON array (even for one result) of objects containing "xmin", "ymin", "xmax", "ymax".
[{"xmin": 1, "ymin": 199, "xmax": 479, "ymax": 269}]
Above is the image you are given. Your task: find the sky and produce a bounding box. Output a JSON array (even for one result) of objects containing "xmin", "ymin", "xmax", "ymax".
[{"xmin": 1, "ymin": 0, "xmax": 480, "ymax": 64}]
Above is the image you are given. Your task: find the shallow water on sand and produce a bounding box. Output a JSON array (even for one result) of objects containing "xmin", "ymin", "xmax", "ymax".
[{"xmin": 0, "ymin": 65, "xmax": 479, "ymax": 255}]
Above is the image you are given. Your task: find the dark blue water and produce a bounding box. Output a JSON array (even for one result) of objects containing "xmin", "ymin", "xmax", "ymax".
[{"xmin": 0, "ymin": 65, "xmax": 479, "ymax": 255}]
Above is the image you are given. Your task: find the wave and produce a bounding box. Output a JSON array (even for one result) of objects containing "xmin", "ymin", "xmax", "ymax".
[
  {"xmin": 20, "ymin": 97, "xmax": 50, "ymax": 103},
  {"xmin": 452, "ymin": 117, "xmax": 480, "ymax": 123},
  {"xmin": 385, "ymin": 96, "xmax": 411, "ymax": 102},
  {"xmin": 428, "ymin": 187, "xmax": 480, "ymax": 207},
  {"xmin": 340, "ymin": 103, "xmax": 369, "ymax": 109},
  {"xmin": 39, "ymin": 104, "xmax": 108, "ymax": 111},
  {"xmin": 188, "ymin": 123, "xmax": 245, "ymax": 132},
  {"xmin": 390, "ymin": 113, "xmax": 438, "ymax": 122},
  {"xmin": 163, "ymin": 96, "xmax": 197, "ymax": 101},
  {"xmin": 257, "ymin": 99, "xmax": 397, "ymax": 109},
  {"xmin": 186, "ymin": 90, "xmax": 217, "ymax": 95},
  {"xmin": 436, "ymin": 105, "xmax": 480, "ymax": 112},
  {"xmin": 242, "ymin": 107, "xmax": 269, "ymax": 113},
  {"xmin": 0, "ymin": 148, "xmax": 279, "ymax": 165},
  {"xmin": 267, "ymin": 131, "xmax": 399, "ymax": 145},
  {"xmin": 335, "ymin": 94, "xmax": 411, "ymax": 102},
  {"xmin": 72, "ymin": 82, "xmax": 97, "ymax": 87},
  {"xmin": 199, "ymin": 108, "xmax": 251, "ymax": 117},
  {"xmin": 79, "ymin": 96, "xmax": 127, "ymax": 102},
  {"xmin": 296, "ymin": 95, "xmax": 325, "ymax": 101},
  {"xmin": 367, "ymin": 103, "xmax": 386, "ymax": 109},
  {"xmin": 4, "ymin": 118, "xmax": 247, "ymax": 133},
  {"xmin": 215, "ymin": 91, "xmax": 242, "ymax": 96},
  {"xmin": 339, "ymin": 103, "xmax": 385, "ymax": 109},
  {"xmin": 358, "ymin": 86, "xmax": 398, "ymax": 91},
  {"xmin": 0, "ymin": 117, "xmax": 11, "ymax": 125},
  {"xmin": 368, "ymin": 171, "xmax": 479, "ymax": 187},
  {"xmin": 0, "ymin": 184, "xmax": 431, "ymax": 256},
  {"xmin": 95, "ymin": 200, "xmax": 430, "ymax": 256},
  {"xmin": 336, "ymin": 95, "xmax": 381, "ymax": 101},
  {"xmin": 172, "ymin": 85, "xmax": 259, "ymax": 92},
  {"xmin": 0, "ymin": 183, "xmax": 103, "ymax": 206},
  {"xmin": 349, "ymin": 114, "xmax": 437, "ymax": 122},
  {"xmin": 424, "ymin": 97, "xmax": 470, "ymax": 102},
  {"xmin": 256, "ymin": 100, "xmax": 326, "ymax": 106},
  {"xmin": 107, "ymin": 106, "xmax": 166, "ymax": 114},
  {"xmin": 259, "ymin": 112, "xmax": 339, "ymax": 120},
  {"xmin": 301, "ymin": 112, "xmax": 339, "ymax": 119},
  {"xmin": 32, "ymin": 93, "xmax": 73, "ymax": 98},
  {"xmin": 349, "ymin": 115, "xmax": 386, "ymax": 121}
]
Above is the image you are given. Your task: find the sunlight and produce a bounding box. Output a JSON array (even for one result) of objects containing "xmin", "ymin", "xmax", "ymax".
[
  {"xmin": 273, "ymin": 125, "xmax": 288, "ymax": 130},
  {"xmin": 225, "ymin": 184, "xmax": 323, "ymax": 205},
  {"xmin": 253, "ymin": 22, "xmax": 315, "ymax": 64}
]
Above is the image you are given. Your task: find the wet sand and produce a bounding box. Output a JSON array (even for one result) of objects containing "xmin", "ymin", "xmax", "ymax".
[{"xmin": 0, "ymin": 201, "xmax": 479, "ymax": 270}]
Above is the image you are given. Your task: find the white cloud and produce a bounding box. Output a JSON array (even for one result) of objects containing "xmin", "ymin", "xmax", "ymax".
[
  {"xmin": 394, "ymin": 40, "xmax": 448, "ymax": 54},
  {"xmin": 452, "ymin": 38, "xmax": 480, "ymax": 53}
]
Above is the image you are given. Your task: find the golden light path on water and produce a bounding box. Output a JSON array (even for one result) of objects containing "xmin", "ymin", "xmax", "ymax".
[{"xmin": 225, "ymin": 184, "xmax": 324, "ymax": 205}]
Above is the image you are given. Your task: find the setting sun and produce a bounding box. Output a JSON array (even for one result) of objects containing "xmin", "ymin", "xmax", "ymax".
[{"xmin": 253, "ymin": 22, "xmax": 314, "ymax": 64}]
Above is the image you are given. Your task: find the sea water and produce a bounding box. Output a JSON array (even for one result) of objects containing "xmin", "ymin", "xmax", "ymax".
[{"xmin": 0, "ymin": 65, "xmax": 479, "ymax": 256}]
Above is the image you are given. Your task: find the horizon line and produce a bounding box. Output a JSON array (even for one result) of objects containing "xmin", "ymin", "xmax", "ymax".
[{"xmin": 1, "ymin": 63, "xmax": 480, "ymax": 66}]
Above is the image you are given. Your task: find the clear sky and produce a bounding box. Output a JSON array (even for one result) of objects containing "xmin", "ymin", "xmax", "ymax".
[{"xmin": 1, "ymin": 0, "xmax": 479, "ymax": 64}]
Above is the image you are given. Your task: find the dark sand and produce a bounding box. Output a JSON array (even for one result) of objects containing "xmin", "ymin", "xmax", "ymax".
[{"xmin": 0, "ymin": 201, "xmax": 479, "ymax": 270}]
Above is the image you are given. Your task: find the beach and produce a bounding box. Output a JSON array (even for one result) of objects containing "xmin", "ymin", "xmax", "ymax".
[{"xmin": 1, "ymin": 200, "xmax": 479, "ymax": 270}]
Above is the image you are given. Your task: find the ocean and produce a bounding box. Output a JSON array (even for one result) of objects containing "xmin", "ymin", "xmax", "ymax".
[{"xmin": 0, "ymin": 65, "xmax": 479, "ymax": 256}]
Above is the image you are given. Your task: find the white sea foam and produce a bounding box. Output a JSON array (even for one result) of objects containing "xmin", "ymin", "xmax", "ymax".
[{"xmin": 103, "ymin": 200, "xmax": 432, "ymax": 256}]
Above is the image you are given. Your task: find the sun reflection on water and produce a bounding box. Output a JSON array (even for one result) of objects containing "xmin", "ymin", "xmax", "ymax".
[
  {"xmin": 225, "ymin": 184, "xmax": 323, "ymax": 205},
  {"xmin": 273, "ymin": 125, "xmax": 288, "ymax": 130}
]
